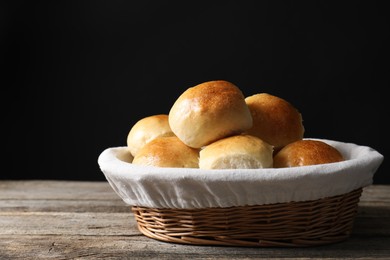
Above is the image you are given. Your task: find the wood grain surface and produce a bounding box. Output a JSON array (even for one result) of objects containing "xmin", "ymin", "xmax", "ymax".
[{"xmin": 1, "ymin": 181, "xmax": 389, "ymax": 259}]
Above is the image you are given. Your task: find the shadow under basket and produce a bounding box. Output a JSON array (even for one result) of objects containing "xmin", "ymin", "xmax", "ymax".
[{"xmin": 132, "ymin": 188, "xmax": 363, "ymax": 247}]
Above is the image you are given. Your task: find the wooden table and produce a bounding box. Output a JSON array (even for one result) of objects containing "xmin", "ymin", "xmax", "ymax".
[{"xmin": 1, "ymin": 181, "xmax": 389, "ymax": 259}]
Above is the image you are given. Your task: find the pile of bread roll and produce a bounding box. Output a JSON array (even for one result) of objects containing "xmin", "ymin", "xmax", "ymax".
[{"xmin": 124, "ymin": 80, "xmax": 344, "ymax": 169}]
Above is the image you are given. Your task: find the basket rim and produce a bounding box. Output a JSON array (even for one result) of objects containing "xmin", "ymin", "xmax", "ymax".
[{"xmin": 98, "ymin": 138, "xmax": 383, "ymax": 209}]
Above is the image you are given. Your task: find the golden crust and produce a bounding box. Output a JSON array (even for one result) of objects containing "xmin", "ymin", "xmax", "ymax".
[
  {"xmin": 273, "ymin": 139, "xmax": 344, "ymax": 168},
  {"xmin": 169, "ymin": 80, "xmax": 253, "ymax": 148},
  {"xmin": 126, "ymin": 114, "xmax": 173, "ymax": 157},
  {"xmin": 132, "ymin": 135, "xmax": 200, "ymax": 168},
  {"xmin": 245, "ymin": 93, "xmax": 304, "ymax": 151}
]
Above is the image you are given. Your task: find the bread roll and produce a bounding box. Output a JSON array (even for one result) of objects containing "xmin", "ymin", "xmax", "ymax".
[
  {"xmin": 273, "ymin": 139, "xmax": 344, "ymax": 168},
  {"xmin": 116, "ymin": 148, "xmax": 134, "ymax": 163},
  {"xmin": 245, "ymin": 93, "xmax": 304, "ymax": 152},
  {"xmin": 132, "ymin": 135, "xmax": 200, "ymax": 168},
  {"xmin": 127, "ymin": 114, "xmax": 173, "ymax": 156},
  {"xmin": 199, "ymin": 134, "xmax": 273, "ymax": 169},
  {"xmin": 169, "ymin": 80, "xmax": 253, "ymax": 148}
]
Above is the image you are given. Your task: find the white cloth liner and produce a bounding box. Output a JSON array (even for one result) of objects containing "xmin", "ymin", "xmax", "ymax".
[{"xmin": 98, "ymin": 138, "xmax": 384, "ymax": 209}]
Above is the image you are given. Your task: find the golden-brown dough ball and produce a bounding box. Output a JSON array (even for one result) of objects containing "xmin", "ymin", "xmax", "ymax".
[
  {"xmin": 273, "ymin": 139, "xmax": 344, "ymax": 168},
  {"xmin": 132, "ymin": 135, "xmax": 200, "ymax": 168},
  {"xmin": 169, "ymin": 80, "xmax": 253, "ymax": 148},
  {"xmin": 245, "ymin": 93, "xmax": 305, "ymax": 152},
  {"xmin": 127, "ymin": 114, "xmax": 173, "ymax": 156}
]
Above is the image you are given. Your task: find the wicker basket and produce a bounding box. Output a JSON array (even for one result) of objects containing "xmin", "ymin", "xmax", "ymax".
[
  {"xmin": 132, "ymin": 188, "xmax": 362, "ymax": 247},
  {"xmin": 98, "ymin": 139, "xmax": 383, "ymax": 247}
]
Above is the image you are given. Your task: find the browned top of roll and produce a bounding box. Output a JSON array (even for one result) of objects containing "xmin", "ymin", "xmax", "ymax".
[
  {"xmin": 245, "ymin": 93, "xmax": 304, "ymax": 152},
  {"xmin": 273, "ymin": 139, "xmax": 344, "ymax": 168},
  {"xmin": 132, "ymin": 135, "xmax": 200, "ymax": 168},
  {"xmin": 126, "ymin": 114, "xmax": 173, "ymax": 157},
  {"xmin": 169, "ymin": 80, "xmax": 253, "ymax": 148}
]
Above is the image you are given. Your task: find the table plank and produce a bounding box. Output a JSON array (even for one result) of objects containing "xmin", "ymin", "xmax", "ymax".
[
  {"xmin": 0, "ymin": 180, "xmax": 389, "ymax": 259},
  {"xmin": 0, "ymin": 180, "xmax": 119, "ymax": 200},
  {"xmin": 1, "ymin": 235, "xmax": 390, "ymax": 259}
]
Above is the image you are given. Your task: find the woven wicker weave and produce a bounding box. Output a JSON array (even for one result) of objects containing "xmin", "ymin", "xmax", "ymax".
[{"xmin": 132, "ymin": 188, "xmax": 362, "ymax": 247}]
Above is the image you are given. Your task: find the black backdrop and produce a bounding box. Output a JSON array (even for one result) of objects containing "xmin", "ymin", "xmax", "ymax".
[{"xmin": 2, "ymin": 1, "xmax": 389, "ymax": 183}]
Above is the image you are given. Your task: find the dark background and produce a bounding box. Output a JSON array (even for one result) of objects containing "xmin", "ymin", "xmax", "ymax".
[{"xmin": 2, "ymin": 1, "xmax": 388, "ymax": 183}]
